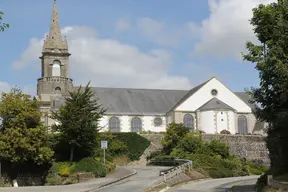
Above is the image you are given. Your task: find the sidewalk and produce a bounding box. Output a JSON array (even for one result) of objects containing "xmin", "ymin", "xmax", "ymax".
[{"xmin": 0, "ymin": 166, "xmax": 137, "ymax": 192}]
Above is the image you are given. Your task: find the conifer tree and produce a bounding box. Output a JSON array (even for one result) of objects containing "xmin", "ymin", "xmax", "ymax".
[{"xmin": 51, "ymin": 82, "xmax": 106, "ymax": 161}]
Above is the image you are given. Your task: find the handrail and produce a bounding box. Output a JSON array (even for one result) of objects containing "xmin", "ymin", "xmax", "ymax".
[{"xmin": 149, "ymin": 159, "xmax": 192, "ymax": 186}]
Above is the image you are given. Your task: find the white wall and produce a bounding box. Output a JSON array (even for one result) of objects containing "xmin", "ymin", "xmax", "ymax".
[
  {"xmin": 200, "ymin": 111, "xmax": 215, "ymax": 133},
  {"xmin": 175, "ymin": 78, "xmax": 251, "ymax": 113},
  {"xmin": 99, "ymin": 115, "xmax": 167, "ymax": 132}
]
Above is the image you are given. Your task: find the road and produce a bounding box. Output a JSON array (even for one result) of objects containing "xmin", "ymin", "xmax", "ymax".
[
  {"xmin": 168, "ymin": 175, "xmax": 259, "ymax": 192},
  {"xmin": 93, "ymin": 166, "xmax": 167, "ymax": 192}
]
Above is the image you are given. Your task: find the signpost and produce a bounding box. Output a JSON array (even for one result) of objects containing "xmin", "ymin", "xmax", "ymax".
[{"xmin": 101, "ymin": 140, "xmax": 108, "ymax": 165}]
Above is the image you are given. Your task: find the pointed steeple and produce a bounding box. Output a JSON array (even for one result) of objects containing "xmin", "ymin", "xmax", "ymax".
[{"xmin": 42, "ymin": 0, "xmax": 68, "ymax": 53}]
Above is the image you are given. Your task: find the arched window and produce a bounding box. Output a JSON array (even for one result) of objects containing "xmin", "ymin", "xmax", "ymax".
[
  {"xmin": 52, "ymin": 60, "xmax": 61, "ymax": 76},
  {"xmin": 183, "ymin": 114, "xmax": 194, "ymax": 131},
  {"xmin": 109, "ymin": 117, "xmax": 120, "ymax": 132},
  {"xmin": 238, "ymin": 115, "xmax": 248, "ymax": 134},
  {"xmin": 55, "ymin": 87, "xmax": 61, "ymax": 94},
  {"xmin": 131, "ymin": 117, "xmax": 142, "ymax": 132}
]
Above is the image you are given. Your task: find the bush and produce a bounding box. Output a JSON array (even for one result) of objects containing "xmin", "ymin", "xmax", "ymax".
[
  {"xmin": 220, "ymin": 129, "xmax": 231, "ymax": 134},
  {"xmin": 99, "ymin": 132, "xmax": 150, "ymax": 161},
  {"xmin": 70, "ymin": 157, "xmax": 106, "ymax": 177},
  {"xmin": 161, "ymin": 123, "xmax": 190, "ymax": 154},
  {"xmin": 45, "ymin": 162, "xmax": 76, "ymax": 185},
  {"xmin": 207, "ymin": 139, "xmax": 230, "ymax": 158}
]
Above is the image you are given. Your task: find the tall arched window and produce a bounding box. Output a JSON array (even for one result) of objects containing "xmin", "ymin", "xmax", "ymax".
[
  {"xmin": 183, "ymin": 114, "xmax": 194, "ymax": 131},
  {"xmin": 131, "ymin": 117, "xmax": 142, "ymax": 132},
  {"xmin": 109, "ymin": 117, "xmax": 120, "ymax": 132},
  {"xmin": 52, "ymin": 60, "xmax": 61, "ymax": 76},
  {"xmin": 238, "ymin": 115, "xmax": 248, "ymax": 134}
]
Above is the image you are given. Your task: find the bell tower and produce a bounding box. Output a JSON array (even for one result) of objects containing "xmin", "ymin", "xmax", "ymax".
[{"xmin": 37, "ymin": 0, "xmax": 73, "ymax": 99}]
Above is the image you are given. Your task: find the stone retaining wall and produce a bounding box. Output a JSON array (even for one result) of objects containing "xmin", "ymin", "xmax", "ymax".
[
  {"xmin": 202, "ymin": 134, "xmax": 269, "ymax": 162},
  {"xmin": 140, "ymin": 134, "xmax": 270, "ymax": 163}
]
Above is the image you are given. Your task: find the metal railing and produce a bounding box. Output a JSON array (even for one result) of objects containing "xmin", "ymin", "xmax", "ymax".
[{"xmin": 150, "ymin": 159, "xmax": 192, "ymax": 186}]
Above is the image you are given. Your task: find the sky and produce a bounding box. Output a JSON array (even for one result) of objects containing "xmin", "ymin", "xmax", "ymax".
[{"xmin": 0, "ymin": 0, "xmax": 275, "ymax": 96}]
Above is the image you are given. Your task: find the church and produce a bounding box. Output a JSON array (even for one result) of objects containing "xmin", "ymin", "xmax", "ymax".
[{"xmin": 36, "ymin": 0, "xmax": 265, "ymax": 135}]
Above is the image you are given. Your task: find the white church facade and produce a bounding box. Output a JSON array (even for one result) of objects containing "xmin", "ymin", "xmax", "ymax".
[{"xmin": 36, "ymin": 1, "xmax": 265, "ymax": 135}]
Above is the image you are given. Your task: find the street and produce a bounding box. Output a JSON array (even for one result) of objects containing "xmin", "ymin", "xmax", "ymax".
[
  {"xmin": 168, "ymin": 175, "xmax": 259, "ymax": 192},
  {"xmin": 93, "ymin": 166, "xmax": 166, "ymax": 192}
]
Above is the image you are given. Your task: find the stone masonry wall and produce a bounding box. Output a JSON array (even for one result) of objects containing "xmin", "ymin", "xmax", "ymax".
[
  {"xmin": 140, "ymin": 134, "xmax": 270, "ymax": 164},
  {"xmin": 202, "ymin": 134, "xmax": 270, "ymax": 163}
]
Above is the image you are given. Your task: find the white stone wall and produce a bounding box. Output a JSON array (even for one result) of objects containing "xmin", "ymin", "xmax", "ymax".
[
  {"xmin": 175, "ymin": 78, "xmax": 251, "ymax": 113},
  {"xmin": 99, "ymin": 115, "xmax": 167, "ymax": 132},
  {"xmin": 199, "ymin": 110, "xmax": 236, "ymax": 134},
  {"xmin": 199, "ymin": 111, "xmax": 214, "ymax": 133}
]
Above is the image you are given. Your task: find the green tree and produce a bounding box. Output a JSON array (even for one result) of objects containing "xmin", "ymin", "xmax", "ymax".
[
  {"xmin": 0, "ymin": 88, "xmax": 54, "ymax": 186},
  {"xmin": 51, "ymin": 82, "xmax": 106, "ymax": 162},
  {"xmin": 0, "ymin": 11, "xmax": 9, "ymax": 32},
  {"xmin": 243, "ymin": 0, "xmax": 288, "ymax": 176},
  {"xmin": 161, "ymin": 123, "xmax": 189, "ymax": 154}
]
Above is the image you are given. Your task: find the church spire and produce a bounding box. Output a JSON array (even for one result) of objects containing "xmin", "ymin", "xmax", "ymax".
[
  {"xmin": 42, "ymin": 0, "xmax": 68, "ymax": 52},
  {"xmin": 48, "ymin": 0, "xmax": 62, "ymax": 41}
]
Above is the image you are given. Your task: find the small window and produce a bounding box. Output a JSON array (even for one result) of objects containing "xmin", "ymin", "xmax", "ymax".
[
  {"xmin": 55, "ymin": 87, "xmax": 61, "ymax": 94},
  {"xmin": 154, "ymin": 117, "xmax": 163, "ymax": 126},
  {"xmin": 211, "ymin": 89, "xmax": 218, "ymax": 96}
]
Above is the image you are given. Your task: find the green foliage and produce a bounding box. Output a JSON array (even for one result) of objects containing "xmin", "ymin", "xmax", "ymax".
[
  {"xmin": 99, "ymin": 132, "xmax": 150, "ymax": 161},
  {"xmin": 70, "ymin": 157, "xmax": 106, "ymax": 177},
  {"xmin": 0, "ymin": 88, "xmax": 54, "ymax": 166},
  {"xmin": 161, "ymin": 123, "xmax": 190, "ymax": 154},
  {"xmin": 51, "ymin": 82, "xmax": 106, "ymax": 161},
  {"xmin": 207, "ymin": 139, "xmax": 230, "ymax": 158},
  {"xmin": 0, "ymin": 11, "xmax": 9, "ymax": 32},
  {"xmin": 45, "ymin": 162, "xmax": 75, "ymax": 185},
  {"xmin": 243, "ymin": 0, "xmax": 288, "ymax": 186},
  {"xmin": 153, "ymin": 124, "xmax": 268, "ymax": 179}
]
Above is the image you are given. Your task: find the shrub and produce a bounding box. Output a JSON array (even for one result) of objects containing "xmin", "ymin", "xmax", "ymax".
[
  {"xmin": 70, "ymin": 157, "xmax": 106, "ymax": 177},
  {"xmin": 220, "ymin": 129, "xmax": 231, "ymax": 134},
  {"xmin": 45, "ymin": 162, "xmax": 75, "ymax": 185},
  {"xmin": 207, "ymin": 139, "xmax": 230, "ymax": 158},
  {"xmin": 101, "ymin": 132, "xmax": 150, "ymax": 161},
  {"xmin": 161, "ymin": 123, "xmax": 190, "ymax": 154}
]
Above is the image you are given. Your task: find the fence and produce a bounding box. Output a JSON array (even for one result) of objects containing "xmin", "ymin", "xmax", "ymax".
[{"xmin": 149, "ymin": 159, "xmax": 192, "ymax": 187}]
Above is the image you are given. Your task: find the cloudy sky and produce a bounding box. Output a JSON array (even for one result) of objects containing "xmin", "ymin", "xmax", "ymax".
[{"xmin": 0, "ymin": 0, "xmax": 274, "ymax": 95}]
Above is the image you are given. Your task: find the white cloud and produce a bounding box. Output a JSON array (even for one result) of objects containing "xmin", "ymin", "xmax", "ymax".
[
  {"xmin": 192, "ymin": 0, "xmax": 275, "ymax": 59},
  {"xmin": 0, "ymin": 82, "xmax": 11, "ymax": 93},
  {"xmin": 115, "ymin": 18, "xmax": 131, "ymax": 31},
  {"xmin": 12, "ymin": 26, "xmax": 192, "ymax": 90},
  {"xmin": 137, "ymin": 17, "xmax": 196, "ymax": 46}
]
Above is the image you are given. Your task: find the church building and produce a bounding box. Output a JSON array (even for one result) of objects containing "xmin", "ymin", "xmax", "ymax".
[{"xmin": 36, "ymin": 0, "xmax": 265, "ymax": 135}]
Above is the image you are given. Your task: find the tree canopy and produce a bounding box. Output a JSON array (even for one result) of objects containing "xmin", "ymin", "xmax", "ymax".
[
  {"xmin": 243, "ymin": 0, "xmax": 288, "ymax": 176},
  {"xmin": 51, "ymin": 82, "xmax": 106, "ymax": 161},
  {"xmin": 0, "ymin": 11, "xmax": 9, "ymax": 32},
  {"xmin": 0, "ymin": 88, "xmax": 54, "ymax": 164}
]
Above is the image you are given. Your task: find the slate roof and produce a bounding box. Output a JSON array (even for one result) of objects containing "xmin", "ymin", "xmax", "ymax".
[
  {"xmin": 53, "ymin": 83, "xmax": 254, "ymax": 115},
  {"xmin": 197, "ymin": 98, "xmax": 235, "ymax": 111},
  {"xmin": 85, "ymin": 87, "xmax": 188, "ymax": 115}
]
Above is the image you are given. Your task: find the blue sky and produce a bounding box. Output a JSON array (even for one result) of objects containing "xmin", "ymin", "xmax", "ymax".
[{"xmin": 0, "ymin": 0, "xmax": 271, "ymax": 95}]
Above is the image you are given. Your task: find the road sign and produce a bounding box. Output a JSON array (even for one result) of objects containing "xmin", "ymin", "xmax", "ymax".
[{"xmin": 101, "ymin": 140, "xmax": 108, "ymax": 149}]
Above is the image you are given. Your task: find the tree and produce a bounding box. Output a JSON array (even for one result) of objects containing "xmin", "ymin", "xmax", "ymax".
[
  {"xmin": 0, "ymin": 11, "xmax": 9, "ymax": 32},
  {"xmin": 0, "ymin": 88, "xmax": 54, "ymax": 186},
  {"xmin": 243, "ymin": 0, "xmax": 288, "ymax": 176},
  {"xmin": 51, "ymin": 82, "xmax": 106, "ymax": 162},
  {"xmin": 161, "ymin": 123, "xmax": 190, "ymax": 155}
]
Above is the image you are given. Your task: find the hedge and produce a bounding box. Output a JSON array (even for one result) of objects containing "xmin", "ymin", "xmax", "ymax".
[{"xmin": 99, "ymin": 132, "xmax": 150, "ymax": 161}]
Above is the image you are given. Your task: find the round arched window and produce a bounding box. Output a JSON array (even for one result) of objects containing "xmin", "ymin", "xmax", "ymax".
[
  {"xmin": 55, "ymin": 87, "xmax": 61, "ymax": 94},
  {"xmin": 154, "ymin": 117, "xmax": 163, "ymax": 126},
  {"xmin": 211, "ymin": 89, "xmax": 218, "ymax": 96}
]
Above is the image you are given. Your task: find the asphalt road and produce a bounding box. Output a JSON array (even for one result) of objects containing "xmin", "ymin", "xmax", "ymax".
[
  {"xmin": 169, "ymin": 175, "xmax": 259, "ymax": 192},
  {"xmin": 93, "ymin": 166, "xmax": 167, "ymax": 192}
]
